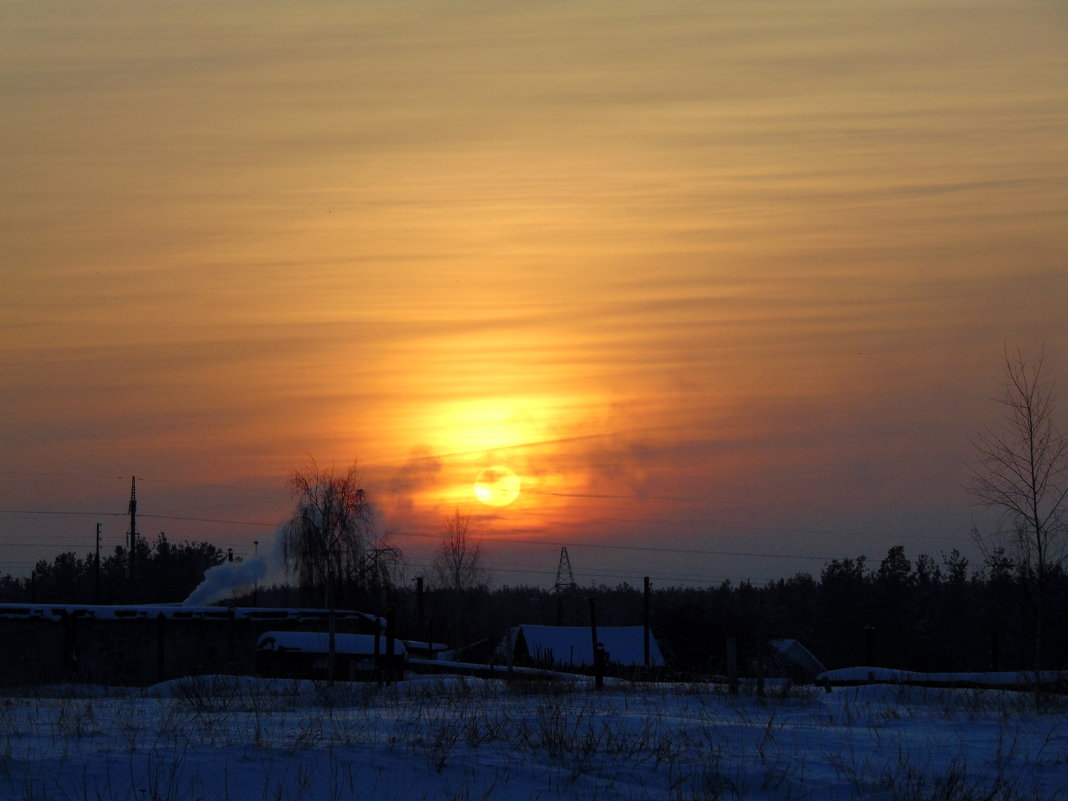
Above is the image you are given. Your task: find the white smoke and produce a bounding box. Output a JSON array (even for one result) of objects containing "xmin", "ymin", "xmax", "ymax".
[{"xmin": 182, "ymin": 531, "xmax": 285, "ymax": 607}]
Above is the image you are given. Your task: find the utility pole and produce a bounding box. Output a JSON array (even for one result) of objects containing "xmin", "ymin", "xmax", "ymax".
[
  {"xmin": 253, "ymin": 540, "xmax": 259, "ymax": 608},
  {"xmin": 643, "ymin": 576, "xmax": 651, "ymax": 668},
  {"xmin": 415, "ymin": 576, "xmax": 425, "ymax": 628},
  {"xmin": 94, "ymin": 523, "xmax": 102, "ymax": 604},
  {"xmin": 589, "ymin": 596, "xmax": 604, "ymax": 690},
  {"xmin": 127, "ymin": 476, "xmax": 138, "ymax": 582}
]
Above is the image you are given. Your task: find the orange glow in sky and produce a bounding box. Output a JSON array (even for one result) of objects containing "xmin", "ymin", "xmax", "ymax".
[{"xmin": 1, "ymin": 0, "xmax": 1066, "ymax": 586}]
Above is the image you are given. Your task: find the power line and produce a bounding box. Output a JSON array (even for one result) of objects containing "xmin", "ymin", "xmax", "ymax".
[
  {"xmin": 0, "ymin": 509, "xmax": 123, "ymax": 518},
  {"xmin": 3, "ymin": 509, "xmax": 969, "ymax": 571},
  {"xmin": 387, "ymin": 529, "xmax": 834, "ymax": 562},
  {"xmin": 138, "ymin": 514, "xmax": 278, "ymax": 528},
  {"xmin": 0, "ymin": 470, "xmax": 276, "ymax": 495},
  {"xmin": 403, "ymin": 559, "xmax": 756, "ymax": 588},
  {"xmin": 0, "ymin": 471, "xmax": 128, "ymax": 481},
  {"xmin": 0, "ymin": 509, "xmax": 278, "ymax": 528},
  {"xmin": 133, "ymin": 476, "xmax": 278, "ymax": 494},
  {"xmin": 0, "ymin": 511, "xmax": 840, "ymax": 561}
]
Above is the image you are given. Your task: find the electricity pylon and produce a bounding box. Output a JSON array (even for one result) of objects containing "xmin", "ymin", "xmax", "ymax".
[{"xmin": 553, "ymin": 547, "xmax": 575, "ymax": 594}]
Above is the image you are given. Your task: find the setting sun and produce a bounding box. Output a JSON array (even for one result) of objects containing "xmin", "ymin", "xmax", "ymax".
[{"xmin": 473, "ymin": 466, "xmax": 522, "ymax": 507}]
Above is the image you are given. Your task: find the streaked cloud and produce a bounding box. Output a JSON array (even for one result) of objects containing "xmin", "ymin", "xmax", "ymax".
[{"xmin": 1, "ymin": 0, "xmax": 1065, "ymax": 583}]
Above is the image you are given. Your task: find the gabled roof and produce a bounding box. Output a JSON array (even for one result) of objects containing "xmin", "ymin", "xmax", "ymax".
[
  {"xmin": 769, "ymin": 638, "xmax": 826, "ymax": 676},
  {"xmin": 500, "ymin": 624, "xmax": 664, "ymax": 668}
]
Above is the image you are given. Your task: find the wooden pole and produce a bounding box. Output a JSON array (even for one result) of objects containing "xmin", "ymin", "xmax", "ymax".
[
  {"xmin": 643, "ymin": 576, "xmax": 651, "ymax": 669},
  {"xmin": 415, "ymin": 576, "xmax": 424, "ymax": 628},
  {"xmin": 157, "ymin": 613, "xmax": 166, "ymax": 682},
  {"xmin": 94, "ymin": 523, "xmax": 101, "ymax": 604},
  {"xmin": 726, "ymin": 637, "xmax": 739, "ymax": 695},
  {"xmin": 386, "ymin": 606, "xmax": 397, "ymax": 684},
  {"xmin": 588, "ymin": 597, "xmax": 598, "ymax": 655},
  {"xmin": 589, "ymin": 597, "xmax": 604, "ymax": 690}
]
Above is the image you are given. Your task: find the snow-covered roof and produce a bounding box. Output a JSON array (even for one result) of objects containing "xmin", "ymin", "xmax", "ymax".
[
  {"xmin": 501, "ymin": 624, "xmax": 664, "ymax": 668},
  {"xmin": 768, "ymin": 638, "xmax": 826, "ymax": 675},
  {"xmin": 257, "ymin": 631, "xmax": 406, "ymax": 657},
  {"xmin": 0, "ymin": 604, "xmax": 383, "ymax": 627},
  {"xmin": 817, "ymin": 667, "xmax": 1068, "ymax": 687}
]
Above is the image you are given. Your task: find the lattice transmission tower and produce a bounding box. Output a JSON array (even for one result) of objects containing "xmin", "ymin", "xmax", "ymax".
[{"xmin": 553, "ymin": 546, "xmax": 575, "ymax": 594}]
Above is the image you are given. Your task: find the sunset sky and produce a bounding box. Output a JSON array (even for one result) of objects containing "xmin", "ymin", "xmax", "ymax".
[{"xmin": 2, "ymin": 0, "xmax": 1066, "ymax": 590}]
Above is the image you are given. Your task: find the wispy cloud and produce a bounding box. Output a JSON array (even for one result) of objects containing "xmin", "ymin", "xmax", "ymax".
[{"xmin": 1, "ymin": 0, "xmax": 1065, "ymax": 582}]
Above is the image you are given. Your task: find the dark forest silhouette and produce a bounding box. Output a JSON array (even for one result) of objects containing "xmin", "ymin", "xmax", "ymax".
[
  {"xmin": 5, "ymin": 541, "xmax": 1065, "ymax": 676},
  {"xmin": 1, "ymin": 534, "xmax": 225, "ymax": 606}
]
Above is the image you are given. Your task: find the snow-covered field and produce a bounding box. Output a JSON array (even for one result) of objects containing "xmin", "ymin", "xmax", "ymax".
[{"xmin": 2, "ymin": 674, "xmax": 1065, "ymax": 800}]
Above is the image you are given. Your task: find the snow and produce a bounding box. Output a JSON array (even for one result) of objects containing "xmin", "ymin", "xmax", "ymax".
[
  {"xmin": 2, "ymin": 675, "xmax": 1065, "ymax": 800},
  {"xmin": 819, "ymin": 666, "xmax": 1068, "ymax": 687}
]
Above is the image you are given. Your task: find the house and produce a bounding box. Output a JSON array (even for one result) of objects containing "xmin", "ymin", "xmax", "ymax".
[{"xmin": 498, "ymin": 624, "xmax": 665, "ymax": 670}]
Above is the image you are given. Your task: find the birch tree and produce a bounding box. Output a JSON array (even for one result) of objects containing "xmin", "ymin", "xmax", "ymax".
[
  {"xmin": 969, "ymin": 348, "xmax": 1068, "ymax": 674},
  {"xmin": 283, "ymin": 460, "xmax": 376, "ymax": 607},
  {"xmin": 433, "ymin": 508, "xmax": 485, "ymax": 593}
]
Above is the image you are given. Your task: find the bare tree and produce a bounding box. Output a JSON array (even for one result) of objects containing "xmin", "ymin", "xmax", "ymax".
[
  {"xmin": 433, "ymin": 508, "xmax": 485, "ymax": 593},
  {"xmin": 283, "ymin": 461, "xmax": 376, "ymax": 605},
  {"xmin": 969, "ymin": 347, "xmax": 1068, "ymax": 674},
  {"xmin": 283, "ymin": 460, "xmax": 396, "ymax": 683}
]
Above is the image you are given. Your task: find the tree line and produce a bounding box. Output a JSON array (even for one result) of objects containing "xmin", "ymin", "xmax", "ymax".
[
  {"xmin": 4, "ymin": 534, "xmax": 1066, "ymax": 675},
  {"xmin": 255, "ymin": 543, "xmax": 1068, "ymax": 675},
  {"xmin": 0, "ymin": 533, "xmax": 226, "ymax": 606}
]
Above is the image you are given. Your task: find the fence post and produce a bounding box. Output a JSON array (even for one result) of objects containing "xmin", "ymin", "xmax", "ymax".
[
  {"xmin": 643, "ymin": 576, "xmax": 651, "ymax": 669},
  {"xmin": 726, "ymin": 637, "xmax": 739, "ymax": 695},
  {"xmin": 589, "ymin": 597, "xmax": 603, "ymax": 691},
  {"xmin": 157, "ymin": 613, "xmax": 166, "ymax": 682},
  {"xmin": 386, "ymin": 606, "xmax": 396, "ymax": 684}
]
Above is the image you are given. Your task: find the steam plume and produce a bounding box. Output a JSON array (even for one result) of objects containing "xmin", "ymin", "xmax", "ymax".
[{"xmin": 182, "ymin": 530, "xmax": 284, "ymax": 606}]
